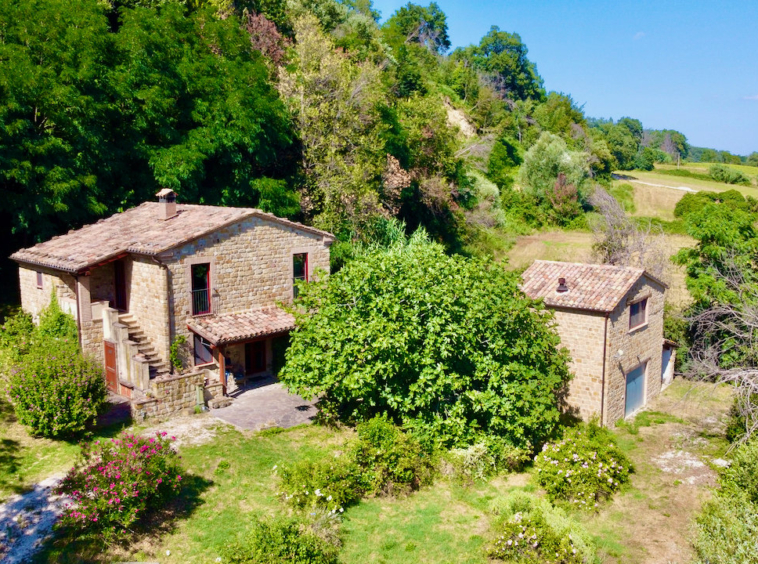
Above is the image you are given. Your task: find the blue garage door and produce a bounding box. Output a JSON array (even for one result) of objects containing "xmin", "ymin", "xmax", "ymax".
[{"xmin": 625, "ymin": 364, "xmax": 646, "ymax": 416}]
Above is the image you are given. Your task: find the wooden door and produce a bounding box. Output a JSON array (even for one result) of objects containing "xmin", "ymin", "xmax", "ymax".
[
  {"xmin": 114, "ymin": 259, "xmax": 127, "ymax": 311},
  {"xmin": 245, "ymin": 341, "xmax": 266, "ymax": 374},
  {"xmin": 104, "ymin": 341, "xmax": 118, "ymax": 393}
]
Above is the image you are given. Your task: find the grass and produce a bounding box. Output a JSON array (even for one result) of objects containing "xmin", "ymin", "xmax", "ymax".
[
  {"xmin": 23, "ymin": 379, "xmax": 733, "ymax": 564},
  {"xmin": 0, "ymin": 398, "xmax": 130, "ymax": 503}
]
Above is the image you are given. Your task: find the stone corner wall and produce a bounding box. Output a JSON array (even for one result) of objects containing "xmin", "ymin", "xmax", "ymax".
[
  {"xmin": 550, "ymin": 307, "xmax": 607, "ymax": 421},
  {"xmin": 603, "ymin": 277, "xmax": 666, "ymax": 426},
  {"xmin": 130, "ymin": 371, "xmax": 208, "ymax": 421}
]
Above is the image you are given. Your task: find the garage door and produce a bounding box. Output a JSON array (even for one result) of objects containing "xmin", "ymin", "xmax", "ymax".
[{"xmin": 625, "ymin": 363, "xmax": 646, "ymax": 416}]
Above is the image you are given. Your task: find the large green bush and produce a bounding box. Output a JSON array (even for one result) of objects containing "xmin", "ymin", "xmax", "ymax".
[
  {"xmin": 534, "ymin": 422, "xmax": 632, "ymax": 509},
  {"xmin": 709, "ymin": 164, "xmax": 751, "ymax": 186},
  {"xmin": 8, "ymin": 343, "xmax": 107, "ymax": 438},
  {"xmin": 222, "ymin": 516, "xmax": 340, "ymax": 564},
  {"xmin": 56, "ymin": 432, "xmax": 183, "ymax": 544},
  {"xmin": 487, "ymin": 492, "xmax": 597, "ymax": 563},
  {"xmin": 280, "ymin": 232, "xmax": 572, "ymax": 452}
]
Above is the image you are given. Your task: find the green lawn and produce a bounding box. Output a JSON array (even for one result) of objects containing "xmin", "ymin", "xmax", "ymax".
[{"xmin": 25, "ymin": 379, "xmax": 732, "ymax": 564}]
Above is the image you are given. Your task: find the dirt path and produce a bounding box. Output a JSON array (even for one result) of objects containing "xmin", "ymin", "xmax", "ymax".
[{"xmin": 591, "ymin": 381, "xmax": 732, "ymax": 564}]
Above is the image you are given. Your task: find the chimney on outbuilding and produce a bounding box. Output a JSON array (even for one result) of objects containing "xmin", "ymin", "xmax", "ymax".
[
  {"xmin": 557, "ymin": 277, "xmax": 568, "ymax": 293},
  {"xmin": 156, "ymin": 188, "xmax": 178, "ymax": 220}
]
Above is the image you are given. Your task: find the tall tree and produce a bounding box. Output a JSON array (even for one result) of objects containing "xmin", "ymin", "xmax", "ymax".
[{"xmin": 382, "ymin": 2, "xmax": 451, "ymax": 54}]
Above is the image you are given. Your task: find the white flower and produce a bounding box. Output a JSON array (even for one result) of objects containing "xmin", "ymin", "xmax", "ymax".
[
  {"xmin": 216, "ymin": 559, "xmax": 222, "ymax": 563},
  {"xmin": 327, "ymin": 495, "xmax": 332, "ymax": 501},
  {"xmin": 339, "ymin": 507, "xmax": 344, "ymax": 513},
  {"xmin": 272, "ymin": 465, "xmax": 277, "ymax": 470},
  {"xmin": 166, "ymin": 550, "xmax": 171, "ymax": 556}
]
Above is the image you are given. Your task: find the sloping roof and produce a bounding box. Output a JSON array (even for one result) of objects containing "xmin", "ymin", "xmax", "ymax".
[
  {"xmin": 521, "ymin": 260, "xmax": 665, "ymax": 313},
  {"xmin": 188, "ymin": 307, "xmax": 296, "ymax": 346},
  {"xmin": 11, "ymin": 203, "xmax": 334, "ymax": 273}
]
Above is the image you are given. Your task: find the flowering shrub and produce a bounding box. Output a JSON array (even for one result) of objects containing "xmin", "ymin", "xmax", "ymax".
[
  {"xmin": 278, "ymin": 458, "xmax": 363, "ymax": 514},
  {"xmin": 534, "ymin": 422, "xmax": 632, "ymax": 509},
  {"xmin": 488, "ymin": 492, "xmax": 596, "ymax": 563},
  {"xmin": 278, "ymin": 416, "xmax": 435, "ymax": 512},
  {"xmin": 222, "ymin": 516, "xmax": 339, "ymax": 564},
  {"xmin": 445, "ymin": 438, "xmax": 531, "ymax": 482},
  {"xmin": 56, "ymin": 431, "xmax": 182, "ymax": 543},
  {"xmin": 8, "ymin": 343, "xmax": 107, "ymax": 438}
]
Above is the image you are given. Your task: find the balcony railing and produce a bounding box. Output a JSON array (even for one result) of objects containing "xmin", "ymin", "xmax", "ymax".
[{"xmin": 192, "ymin": 288, "xmax": 211, "ymax": 316}]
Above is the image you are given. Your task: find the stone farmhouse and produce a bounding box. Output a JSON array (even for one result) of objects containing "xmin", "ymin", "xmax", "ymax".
[
  {"xmin": 521, "ymin": 260, "xmax": 676, "ymax": 426},
  {"xmin": 11, "ymin": 190, "xmax": 334, "ymax": 419}
]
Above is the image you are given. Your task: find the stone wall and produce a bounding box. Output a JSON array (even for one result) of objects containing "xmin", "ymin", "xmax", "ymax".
[
  {"xmin": 131, "ymin": 371, "xmax": 206, "ymax": 421},
  {"xmin": 166, "ymin": 215, "xmax": 331, "ymax": 365},
  {"xmin": 128, "ymin": 256, "xmax": 171, "ymax": 366},
  {"xmin": 551, "ymin": 308, "xmax": 607, "ymax": 420},
  {"xmin": 17, "ymin": 265, "xmax": 77, "ymax": 321},
  {"xmin": 602, "ymin": 276, "xmax": 666, "ymax": 425}
]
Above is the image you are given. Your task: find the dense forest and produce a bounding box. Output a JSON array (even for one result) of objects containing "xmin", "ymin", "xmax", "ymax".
[{"xmin": 0, "ymin": 0, "xmax": 754, "ymax": 295}]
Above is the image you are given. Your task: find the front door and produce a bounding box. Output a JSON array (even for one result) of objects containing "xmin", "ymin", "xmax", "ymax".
[
  {"xmin": 245, "ymin": 341, "xmax": 266, "ymax": 375},
  {"xmin": 625, "ymin": 363, "xmax": 646, "ymax": 416},
  {"xmin": 114, "ymin": 259, "xmax": 127, "ymax": 311},
  {"xmin": 104, "ymin": 341, "xmax": 118, "ymax": 393}
]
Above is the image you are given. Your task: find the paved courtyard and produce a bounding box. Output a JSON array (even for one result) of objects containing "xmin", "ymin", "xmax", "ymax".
[{"xmin": 212, "ymin": 380, "xmax": 318, "ymax": 431}]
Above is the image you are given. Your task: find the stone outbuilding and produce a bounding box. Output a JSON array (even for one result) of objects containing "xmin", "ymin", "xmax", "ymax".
[
  {"xmin": 521, "ymin": 260, "xmax": 674, "ymax": 426},
  {"xmin": 11, "ymin": 190, "xmax": 334, "ymax": 419}
]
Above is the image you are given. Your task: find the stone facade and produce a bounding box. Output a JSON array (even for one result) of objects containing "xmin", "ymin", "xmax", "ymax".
[
  {"xmin": 131, "ymin": 371, "xmax": 206, "ymax": 422},
  {"xmin": 17, "ymin": 265, "xmax": 77, "ymax": 321},
  {"xmin": 166, "ymin": 215, "xmax": 330, "ymax": 367},
  {"xmin": 548, "ymin": 275, "xmax": 666, "ymax": 426},
  {"xmin": 128, "ymin": 256, "xmax": 171, "ymax": 367},
  {"xmin": 551, "ymin": 308, "xmax": 607, "ymax": 420}
]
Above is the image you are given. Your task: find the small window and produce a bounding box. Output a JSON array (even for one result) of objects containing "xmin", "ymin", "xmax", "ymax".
[
  {"xmin": 629, "ymin": 298, "xmax": 648, "ymax": 330},
  {"xmin": 194, "ymin": 334, "xmax": 214, "ymax": 366},
  {"xmin": 36, "ymin": 271, "xmax": 43, "ymax": 289},
  {"xmin": 293, "ymin": 253, "xmax": 308, "ymax": 298}
]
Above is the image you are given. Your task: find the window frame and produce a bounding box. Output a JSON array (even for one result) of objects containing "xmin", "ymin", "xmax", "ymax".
[
  {"xmin": 292, "ymin": 252, "xmax": 309, "ymax": 299},
  {"xmin": 193, "ymin": 334, "xmax": 214, "ymax": 367},
  {"xmin": 190, "ymin": 262, "xmax": 212, "ymax": 316},
  {"xmin": 36, "ymin": 271, "xmax": 43, "ymax": 289},
  {"xmin": 628, "ymin": 297, "xmax": 648, "ymax": 331}
]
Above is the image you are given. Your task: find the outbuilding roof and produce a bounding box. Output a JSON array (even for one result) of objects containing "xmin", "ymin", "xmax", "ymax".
[
  {"xmin": 521, "ymin": 260, "xmax": 666, "ymax": 313},
  {"xmin": 188, "ymin": 307, "xmax": 296, "ymax": 346},
  {"xmin": 11, "ymin": 203, "xmax": 334, "ymax": 273}
]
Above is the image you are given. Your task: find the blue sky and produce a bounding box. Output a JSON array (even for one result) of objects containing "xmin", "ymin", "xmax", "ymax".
[{"xmin": 372, "ymin": 0, "xmax": 758, "ymax": 155}]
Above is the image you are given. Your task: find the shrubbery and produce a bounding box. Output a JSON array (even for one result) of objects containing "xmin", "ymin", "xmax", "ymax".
[
  {"xmin": 278, "ymin": 416, "xmax": 435, "ymax": 512},
  {"xmin": 1, "ymin": 294, "xmax": 107, "ymax": 438},
  {"xmin": 222, "ymin": 516, "xmax": 339, "ymax": 564},
  {"xmin": 56, "ymin": 432, "xmax": 183, "ymax": 543},
  {"xmin": 487, "ymin": 492, "xmax": 597, "ymax": 563},
  {"xmin": 280, "ymin": 232, "xmax": 572, "ymax": 454},
  {"xmin": 693, "ymin": 440, "xmax": 758, "ymax": 564},
  {"xmin": 445, "ymin": 438, "xmax": 530, "ymax": 482},
  {"xmin": 709, "ymin": 164, "xmax": 751, "ymax": 186},
  {"xmin": 8, "ymin": 343, "xmax": 107, "ymax": 438},
  {"xmin": 534, "ymin": 422, "xmax": 632, "ymax": 509},
  {"xmin": 673, "ymin": 189, "xmax": 757, "ymax": 220}
]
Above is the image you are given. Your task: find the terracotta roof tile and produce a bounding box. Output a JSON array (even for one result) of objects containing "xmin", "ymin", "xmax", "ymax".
[
  {"xmin": 188, "ymin": 306, "xmax": 295, "ymax": 345},
  {"xmin": 521, "ymin": 260, "xmax": 657, "ymax": 313},
  {"xmin": 11, "ymin": 203, "xmax": 334, "ymax": 273}
]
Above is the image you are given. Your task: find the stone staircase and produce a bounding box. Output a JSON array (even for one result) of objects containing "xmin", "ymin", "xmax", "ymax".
[{"xmin": 118, "ymin": 313, "xmax": 170, "ymax": 380}]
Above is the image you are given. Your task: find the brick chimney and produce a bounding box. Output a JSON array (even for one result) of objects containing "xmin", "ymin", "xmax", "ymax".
[
  {"xmin": 557, "ymin": 277, "xmax": 569, "ymax": 293},
  {"xmin": 156, "ymin": 188, "xmax": 177, "ymax": 220}
]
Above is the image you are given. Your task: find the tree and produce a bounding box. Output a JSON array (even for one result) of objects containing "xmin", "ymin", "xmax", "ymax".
[
  {"xmin": 279, "ymin": 231, "xmax": 572, "ymax": 450},
  {"xmin": 532, "ymin": 92, "xmax": 586, "ymax": 141},
  {"xmin": 453, "ymin": 26, "xmax": 544, "ymax": 101},
  {"xmin": 278, "ymin": 15, "xmax": 387, "ymax": 233},
  {"xmin": 517, "ymin": 132, "xmax": 589, "ymax": 202},
  {"xmin": 381, "ymin": 2, "xmax": 451, "ymax": 54},
  {"xmin": 601, "ymin": 123, "xmax": 639, "ymax": 170},
  {"xmin": 747, "ymin": 152, "xmax": 758, "ymax": 167}
]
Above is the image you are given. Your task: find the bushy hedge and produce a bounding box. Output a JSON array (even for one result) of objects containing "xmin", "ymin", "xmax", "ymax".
[
  {"xmin": 709, "ymin": 164, "xmax": 751, "ymax": 186},
  {"xmin": 222, "ymin": 516, "xmax": 339, "ymax": 564},
  {"xmin": 8, "ymin": 343, "xmax": 107, "ymax": 438},
  {"xmin": 693, "ymin": 440, "xmax": 758, "ymax": 564},
  {"xmin": 278, "ymin": 416, "xmax": 435, "ymax": 512},
  {"xmin": 487, "ymin": 492, "xmax": 597, "ymax": 563},
  {"xmin": 534, "ymin": 422, "xmax": 632, "ymax": 509},
  {"xmin": 673, "ymin": 189, "xmax": 756, "ymax": 220},
  {"xmin": 280, "ymin": 232, "xmax": 572, "ymax": 453},
  {"xmin": 56, "ymin": 432, "xmax": 182, "ymax": 543}
]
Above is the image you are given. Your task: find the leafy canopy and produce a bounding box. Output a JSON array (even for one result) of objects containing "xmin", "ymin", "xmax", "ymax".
[{"xmin": 279, "ymin": 231, "xmax": 572, "ymax": 450}]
